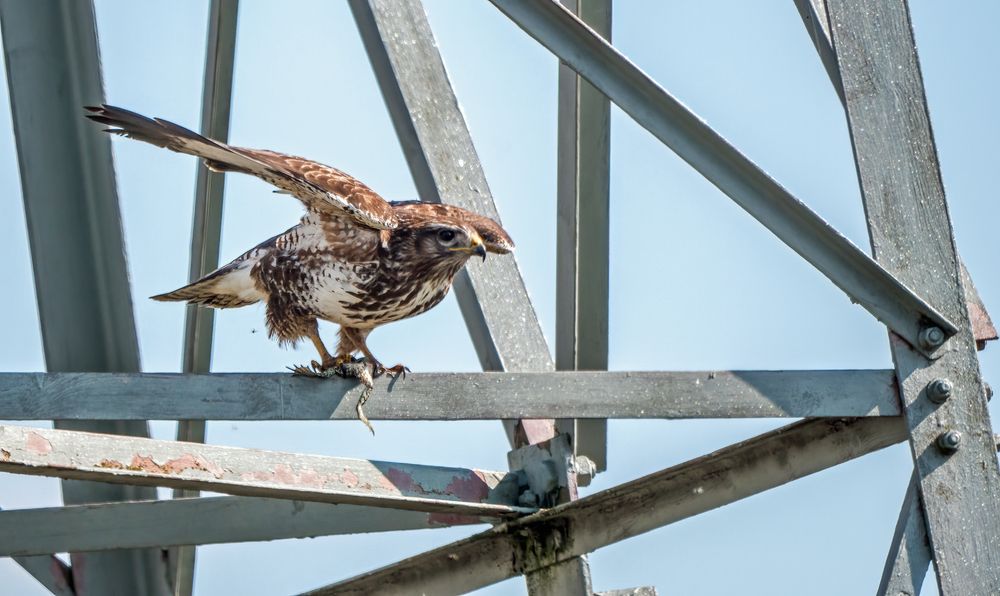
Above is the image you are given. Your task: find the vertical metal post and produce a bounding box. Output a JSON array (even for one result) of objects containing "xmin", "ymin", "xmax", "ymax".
[
  {"xmin": 169, "ymin": 2, "xmax": 239, "ymax": 595},
  {"xmin": 827, "ymin": 0, "xmax": 1000, "ymax": 593},
  {"xmin": 555, "ymin": 0, "xmax": 611, "ymax": 474},
  {"xmin": 349, "ymin": 0, "xmax": 556, "ymax": 446},
  {"xmin": 350, "ymin": 2, "xmax": 591, "ymax": 592},
  {"xmin": 0, "ymin": 1, "xmax": 170, "ymax": 594}
]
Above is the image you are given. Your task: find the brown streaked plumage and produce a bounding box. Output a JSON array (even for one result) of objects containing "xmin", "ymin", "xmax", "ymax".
[{"xmin": 86, "ymin": 105, "xmax": 513, "ymax": 376}]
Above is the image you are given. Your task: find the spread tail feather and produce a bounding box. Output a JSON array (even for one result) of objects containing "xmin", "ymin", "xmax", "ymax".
[{"xmin": 152, "ymin": 262, "xmax": 261, "ymax": 309}]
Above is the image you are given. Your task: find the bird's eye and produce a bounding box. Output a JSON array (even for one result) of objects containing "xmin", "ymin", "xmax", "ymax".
[{"xmin": 437, "ymin": 229, "xmax": 456, "ymax": 243}]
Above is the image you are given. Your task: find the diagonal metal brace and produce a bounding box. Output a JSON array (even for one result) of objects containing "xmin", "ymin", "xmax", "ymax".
[{"xmin": 487, "ymin": 0, "xmax": 957, "ymax": 358}]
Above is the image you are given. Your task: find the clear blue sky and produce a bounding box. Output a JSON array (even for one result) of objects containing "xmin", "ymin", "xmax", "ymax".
[{"xmin": 1, "ymin": 1, "xmax": 997, "ymax": 594}]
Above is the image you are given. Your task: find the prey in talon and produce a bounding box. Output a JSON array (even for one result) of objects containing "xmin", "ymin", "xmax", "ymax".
[{"xmin": 85, "ymin": 105, "xmax": 514, "ymax": 428}]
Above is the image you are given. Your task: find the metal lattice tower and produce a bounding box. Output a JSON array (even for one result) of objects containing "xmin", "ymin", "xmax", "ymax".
[{"xmin": 0, "ymin": 1, "xmax": 998, "ymax": 595}]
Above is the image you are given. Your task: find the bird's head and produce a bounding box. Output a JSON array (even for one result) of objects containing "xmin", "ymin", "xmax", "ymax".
[{"xmin": 390, "ymin": 202, "xmax": 515, "ymax": 269}]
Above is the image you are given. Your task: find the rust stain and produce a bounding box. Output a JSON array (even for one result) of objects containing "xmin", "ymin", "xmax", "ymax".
[
  {"xmin": 443, "ymin": 472, "xmax": 489, "ymax": 502},
  {"xmin": 428, "ymin": 512, "xmax": 482, "ymax": 527},
  {"xmin": 384, "ymin": 467, "xmax": 425, "ymax": 495},
  {"xmin": 123, "ymin": 453, "xmax": 224, "ymax": 478},
  {"xmin": 97, "ymin": 459, "xmax": 125, "ymax": 469},
  {"xmin": 1, "ymin": 448, "xmax": 10, "ymax": 461},
  {"xmin": 26, "ymin": 432, "xmax": 52, "ymax": 455},
  {"xmin": 341, "ymin": 468, "xmax": 359, "ymax": 488}
]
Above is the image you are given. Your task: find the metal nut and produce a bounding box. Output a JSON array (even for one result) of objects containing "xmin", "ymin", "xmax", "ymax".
[
  {"xmin": 918, "ymin": 326, "xmax": 946, "ymax": 350},
  {"xmin": 936, "ymin": 430, "xmax": 962, "ymax": 454},
  {"xmin": 926, "ymin": 378, "xmax": 953, "ymax": 404}
]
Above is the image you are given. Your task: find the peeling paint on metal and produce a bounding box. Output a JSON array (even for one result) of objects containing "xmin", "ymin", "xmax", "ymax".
[
  {"xmin": 444, "ymin": 472, "xmax": 489, "ymax": 501},
  {"xmin": 124, "ymin": 454, "xmax": 224, "ymax": 478},
  {"xmin": 25, "ymin": 432, "xmax": 52, "ymax": 455},
  {"xmin": 384, "ymin": 467, "xmax": 425, "ymax": 494},
  {"xmin": 341, "ymin": 468, "xmax": 359, "ymax": 488},
  {"xmin": 0, "ymin": 448, "xmax": 10, "ymax": 461}
]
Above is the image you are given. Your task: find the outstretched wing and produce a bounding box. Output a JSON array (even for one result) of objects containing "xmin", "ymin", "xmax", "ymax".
[{"xmin": 85, "ymin": 105, "xmax": 397, "ymax": 230}]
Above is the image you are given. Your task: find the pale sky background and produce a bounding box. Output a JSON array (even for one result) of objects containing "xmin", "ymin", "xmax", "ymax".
[{"xmin": 1, "ymin": 1, "xmax": 998, "ymax": 595}]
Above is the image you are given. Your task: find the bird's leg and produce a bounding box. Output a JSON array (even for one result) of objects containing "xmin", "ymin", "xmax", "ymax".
[
  {"xmin": 341, "ymin": 327, "xmax": 409, "ymax": 379},
  {"xmin": 289, "ymin": 323, "xmax": 340, "ymax": 378}
]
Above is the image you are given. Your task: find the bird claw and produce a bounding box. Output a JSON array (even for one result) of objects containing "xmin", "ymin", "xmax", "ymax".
[
  {"xmin": 287, "ymin": 358, "xmax": 376, "ymax": 435},
  {"xmin": 368, "ymin": 360, "xmax": 410, "ymax": 379}
]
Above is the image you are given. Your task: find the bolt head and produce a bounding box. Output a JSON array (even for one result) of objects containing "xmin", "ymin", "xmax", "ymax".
[
  {"xmin": 937, "ymin": 430, "xmax": 962, "ymax": 454},
  {"xmin": 927, "ymin": 378, "xmax": 954, "ymax": 403},
  {"xmin": 919, "ymin": 326, "xmax": 946, "ymax": 350}
]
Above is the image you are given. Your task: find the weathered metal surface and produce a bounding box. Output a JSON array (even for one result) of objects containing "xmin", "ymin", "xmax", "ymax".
[
  {"xmin": 792, "ymin": 0, "xmax": 843, "ymax": 103},
  {"xmin": 488, "ymin": 0, "xmax": 957, "ymax": 359},
  {"xmin": 794, "ymin": 0, "xmax": 997, "ymax": 353},
  {"xmin": 877, "ymin": 473, "xmax": 930, "ymax": 596},
  {"xmin": 172, "ymin": 4, "xmax": 239, "ymax": 593},
  {"xmin": 596, "ymin": 589, "xmax": 658, "ymax": 596},
  {"xmin": 0, "ymin": 370, "xmax": 901, "ymax": 420},
  {"xmin": 0, "ymin": 424, "xmax": 528, "ymax": 517},
  {"xmin": 301, "ymin": 417, "xmax": 906, "ymax": 595},
  {"xmin": 510, "ymin": 434, "xmax": 592, "ymax": 594},
  {"xmin": 10, "ymin": 553, "xmax": 75, "ymax": 596},
  {"xmin": 555, "ymin": 0, "xmax": 611, "ymax": 478},
  {"xmin": 827, "ymin": 0, "xmax": 1000, "ymax": 593},
  {"xmin": 960, "ymin": 262, "xmax": 997, "ymax": 349},
  {"xmin": 0, "ymin": 1, "xmax": 168, "ymax": 593},
  {"xmin": 0, "ymin": 496, "xmax": 492, "ymax": 557},
  {"xmin": 878, "ymin": 438, "xmax": 1000, "ymax": 596},
  {"xmin": 350, "ymin": 0, "xmax": 556, "ymax": 446}
]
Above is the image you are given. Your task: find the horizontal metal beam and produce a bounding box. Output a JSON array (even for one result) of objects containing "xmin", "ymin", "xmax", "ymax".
[
  {"xmin": 0, "ymin": 425, "xmax": 528, "ymax": 518},
  {"xmin": 303, "ymin": 416, "xmax": 906, "ymax": 595},
  {"xmin": 350, "ymin": 0, "xmax": 557, "ymax": 447},
  {"xmin": 0, "ymin": 496, "xmax": 490, "ymax": 557},
  {"xmin": 487, "ymin": 0, "xmax": 956, "ymax": 358},
  {"xmin": 0, "ymin": 370, "xmax": 900, "ymax": 420}
]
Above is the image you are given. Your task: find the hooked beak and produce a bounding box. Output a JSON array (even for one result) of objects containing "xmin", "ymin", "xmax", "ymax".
[
  {"xmin": 472, "ymin": 240, "xmax": 486, "ymax": 262},
  {"xmin": 450, "ymin": 234, "xmax": 487, "ymax": 261}
]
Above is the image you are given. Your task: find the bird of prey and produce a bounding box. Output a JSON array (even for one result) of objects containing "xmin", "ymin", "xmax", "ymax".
[{"xmin": 86, "ymin": 105, "xmax": 513, "ymax": 381}]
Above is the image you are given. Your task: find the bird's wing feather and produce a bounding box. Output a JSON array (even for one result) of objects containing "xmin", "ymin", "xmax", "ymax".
[{"xmin": 85, "ymin": 105, "xmax": 397, "ymax": 230}]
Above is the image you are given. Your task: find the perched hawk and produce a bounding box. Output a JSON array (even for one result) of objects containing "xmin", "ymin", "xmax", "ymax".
[{"xmin": 86, "ymin": 105, "xmax": 513, "ymax": 378}]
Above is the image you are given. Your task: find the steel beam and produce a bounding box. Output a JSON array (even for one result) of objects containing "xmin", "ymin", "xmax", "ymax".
[
  {"xmin": 171, "ymin": 2, "xmax": 239, "ymax": 593},
  {"xmin": 0, "ymin": 2, "xmax": 169, "ymax": 594},
  {"xmin": 0, "ymin": 496, "xmax": 491, "ymax": 557},
  {"xmin": 2, "ymin": 504, "xmax": 77, "ymax": 596},
  {"xmin": 555, "ymin": 0, "xmax": 611, "ymax": 477},
  {"xmin": 10, "ymin": 554, "xmax": 75, "ymax": 596},
  {"xmin": 301, "ymin": 416, "xmax": 906, "ymax": 595},
  {"xmin": 0, "ymin": 424, "xmax": 527, "ymax": 517},
  {"xmin": 0, "ymin": 370, "xmax": 901, "ymax": 420},
  {"xmin": 826, "ymin": 0, "xmax": 1000, "ymax": 593},
  {"xmin": 349, "ymin": 0, "xmax": 557, "ymax": 446},
  {"xmin": 792, "ymin": 0, "xmax": 997, "ymax": 352},
  {"xmin": 877, "ymin": 473, "xmax": 930, "ymax": 596},
  {"xmin": 487, "ymin": 0, "xmax": 956, "ymax": 359}
]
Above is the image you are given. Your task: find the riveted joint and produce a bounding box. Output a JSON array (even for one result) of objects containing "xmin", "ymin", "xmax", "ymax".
[
  {"xmin": 936, "ymin": 430, "xmax": 962, "ymax": 454},
  {"xmin": 918, "ymin": 326, "xmax": 946, "ymax": 350},
  {"xmin": 926, "ymin": 378, "xmax": 953, "ymax": 404}
]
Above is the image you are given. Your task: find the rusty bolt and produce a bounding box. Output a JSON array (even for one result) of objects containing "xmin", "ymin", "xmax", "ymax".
[
  {"xmin": 936, "ymin": 430, "xmax": 962, "ymax": 454},
  {"xmin": 918, "ymin": 326, "xmax": 946, "ymax": 350},
  {"xmin": 926, "ymin": 378, "xmax": 953, "ymax": 404}
]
